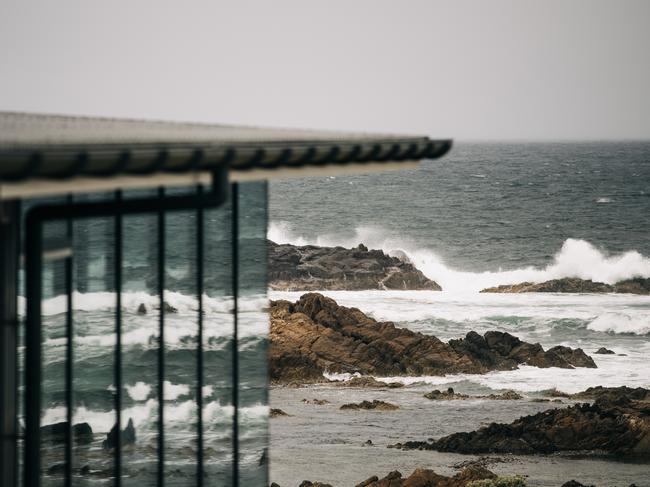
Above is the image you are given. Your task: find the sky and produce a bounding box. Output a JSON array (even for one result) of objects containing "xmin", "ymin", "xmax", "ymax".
[{"xmin": 1, "ymin": 0, "xmax": 649, "ymax": 141}]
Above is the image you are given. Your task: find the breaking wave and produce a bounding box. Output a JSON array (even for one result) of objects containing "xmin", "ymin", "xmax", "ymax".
[{"xmin": 269, "ymin": 222, "xmax": 650, "ymax": 293}]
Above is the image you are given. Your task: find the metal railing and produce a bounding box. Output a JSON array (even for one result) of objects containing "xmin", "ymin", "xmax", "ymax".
[{"xmin": 19, "ymin": 170, "xmax": 247, "ymax": 487}]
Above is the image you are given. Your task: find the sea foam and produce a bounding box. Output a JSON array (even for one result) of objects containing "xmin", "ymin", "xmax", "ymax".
[{"xmin": 269, "ymin": 222, "xmax": 650, "ymax": 293}]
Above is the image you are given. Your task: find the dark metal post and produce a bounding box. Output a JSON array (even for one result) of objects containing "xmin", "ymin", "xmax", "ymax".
[
  {"xmin": 64, "ymin": 196, "xmax": 74, "ymax": 487},
  {"xmin": 25, "ymin": 209, "xmax": 44, "ymax": 487},
  {"xmin": 0, "ymin": 199, "xmax": 20, "ymax": 487},
  {"xmin": 230, "ymin": 183, "xmax": 240, "ymax": 486},
  {"xmin": 196, "ymin": 185, "xmax": 204, "ymax": 487},
  {"xmin": 157, "ymin": 187, "xmax": 166, "ymax": 487},
  {"xmin": 114, "ymin": 191, "xmax": 123, "ymax": 487}
]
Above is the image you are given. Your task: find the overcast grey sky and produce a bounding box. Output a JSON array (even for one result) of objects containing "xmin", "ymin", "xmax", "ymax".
[{"xmin": 1, "ymin": 0, "xmax": 649, "ymax": 140}]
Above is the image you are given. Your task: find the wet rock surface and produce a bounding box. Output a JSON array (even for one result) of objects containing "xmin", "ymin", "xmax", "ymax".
[
  {"xmin": 270, "ymin": 408, "xmax": 290, "ymax": 418},
  {"xmin": 268, "ymin": 241, "xmax": 441, "ymax": 291},
  {"xmin": 340, "ymin": 400, "xmax": 399, "ymax": 411},
  {"xmin": 424, "ymin": 388, "xmax": 523, "ymax": 401},
  {"xmin": 391, "ymin": 387, "xmax": 650, "ymax": 456},
  {"xmin": 336, "ymin": 376, "xmax": 405, "ymax": 388},
  {"xmin": 269, "ymin": 294, "xmax": 598, "ymax": 383},
  {"xmin": 480, "ymin": 277, "xmax": 650, "ymax": 295}
]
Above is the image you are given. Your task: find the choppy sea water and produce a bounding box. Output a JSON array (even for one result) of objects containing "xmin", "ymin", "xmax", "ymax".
[{"xmin": 268, "ymin": 142, "xmax": 650, "ymax": 486}]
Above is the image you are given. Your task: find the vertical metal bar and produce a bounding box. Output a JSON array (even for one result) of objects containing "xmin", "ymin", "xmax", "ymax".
[
  {"xmin": 157, "ymin": 187, "xmax": 165, "ymax": 487},
  {"xmin": 64, "ymin": 195, "xmax": 74, "ymax": 487},
  {"xmin": 114, "ymin": 190, "xmax": 123, "ymax": 487},
  {"xmin": 24, "ymin": 212, "xmax": 43, "ymax": 487},
  {"xmin": 196, "ymin": 185, "xmax": 204, "ymax": 487},
  {"xmin": 0, "ymin": 200, "xmax": 20, "ymax": 487},
  {"xmin": 230, "ymin": 183, "xmax": 239, "ymax": 487}
]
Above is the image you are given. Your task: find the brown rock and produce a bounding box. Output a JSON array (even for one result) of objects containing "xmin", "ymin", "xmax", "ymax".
[
  {"xmin": 270, "ymin": 408, "xmax": 290, "ymax": 418},
  {"xmin": 269, "ymin": 294, "xmax": 486, "ymax": 383},
  {"xmin": 270, "ymin": 294, "xmax": 597, "ymax": 384}
]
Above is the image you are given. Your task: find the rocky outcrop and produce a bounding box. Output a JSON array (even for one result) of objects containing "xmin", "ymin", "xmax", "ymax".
[
  {"xmin": 391, "ymin": 387, "xmax": 650, "ymax": 455},
  {"xmin": 480, "ymin": 277, "xmax": 650, "ymax": 295},
  {"xmin": 356, "ymin": 466, "xmax": 498, "ymax": 487},
  {"xmin": 340, "ymin": 400, "xmax": 399, "ymax": 411},
  {"xmin": 269, "ymin": 294, "xmax": 597, "ymax": 383},
  {"xmin": 336, "ymin": 376, "xmax": 405, "ymax": 388},
  {"xmin": 449, "ymin": 330, "xmax": 596, "ymax": 370},
  {"xmin": 288, "ymin": 466, "xmax": 499, "ymax": 487},
  {"xmin": 424, "ymin": 388, "xmax": 522, "ymax": 401},
  {"xmin": 268, "ymin": 241, "xmax": 441, "ymax": 291},
  {"xmin": 424, "ymin": 387, "xmax": 470, "ymax": 400}
]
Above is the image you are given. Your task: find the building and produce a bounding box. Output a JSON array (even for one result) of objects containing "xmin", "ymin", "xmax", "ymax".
[{"xmin": 0, "ymin": 111, "xmax": 451, "ymax": 487}]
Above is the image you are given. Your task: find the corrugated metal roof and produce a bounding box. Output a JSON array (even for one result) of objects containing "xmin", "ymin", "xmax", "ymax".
[{"xmin": 0, "ymin": 112, "xmax": 451, "ymax": 199}]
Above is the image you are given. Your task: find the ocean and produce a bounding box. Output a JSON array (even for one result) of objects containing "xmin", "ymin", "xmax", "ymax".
[
  {"xmin": 268, "ymin": 142, "xmax": 650, "ymax": 486},
  {"xmin": 29, "ymin": 142, "xmax": 650, "ymax": 486}
]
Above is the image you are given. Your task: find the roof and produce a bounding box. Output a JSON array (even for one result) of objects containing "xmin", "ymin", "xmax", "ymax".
[{"xmin": 0, "ymin": 111, "xmax": 452, "ymax": 198}]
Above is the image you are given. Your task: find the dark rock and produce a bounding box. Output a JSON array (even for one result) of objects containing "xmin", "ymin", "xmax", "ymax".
[
  {"xmin": 353, "ymin": 467, "xmax": 497, "ymax": 487},
  {"xmin": 482, "ymin": 390, "xmax": 523, "ymax": 400},
  {"xmin": 340, "ymin": 400, "xmax": 399, "ymax": 411},
  {"xmin": 79, "ymin": 465, "xmax": 90, "ymax": 475},
  {"xmin": 424, "ymin": 387, "xmax": 469, "ymax": 400},
  {"xmin": 546, "ymin": 346, "xmax": 597, "ymax": 368},
  {"xmin": 270, "ymin": 294, "xmax": 597, "ymax": 384},
  {"xmin": 46, "ymin": 463, "xmax": 65, "ymax": 475},
  {"xmin": 337, "ymin": 376, "xmax": 404, "ymax": 388},
  {"xmin": 363, "ymin": 439, "xmax": 374, "ymax": 447},
  {"xmin": 163, "ymin": 302, "xmax": 177, "ymax": 313},
  {"xmin": 270, "ymin": 483, "xmax": 282, "ymax": 487},
  {"xmin": 102, "ymin": 418, "xmax": 135, "ymax": 450},
  {"xmin": 270, "ymin": 408, "xmax": 290, "ymax": 418},
  {"xmin": 259, "ymin": 448, "xmax": 268, "ymax": 466},
  {"xmin": 268, "ymin": 241, "xmax": 441, "ymax": 291},
  {"xmin": 481, "ymin": 277, "xmax": 650, "ymax": 295},
  {"xmin": 299, "ymin": 481, "xmax": 334, "ymax": 487},
  {"xmin": 561, "ymin": 481, "xmax": 595, "ymax": 487},
  {"xmin": 302, "ymin": 398, "xmax": 330, "ymax": 405},
  {"xmin": 396, "ymin": 387, "xmax": 650, "ymax": 455},
  {"xmin": 40, "ymin": 421, "xmax": 93, "ymax": 444},
  {"xmin": 137, "ymin": 303, "xmax": 147, "ymax": 315},
  {"xmin": 356, "ymin": 475, "xmax": 379, "ymax": 486},
  {"xmin": 594, "ymin": 347, "xmax": 615, "ymax": 355}
]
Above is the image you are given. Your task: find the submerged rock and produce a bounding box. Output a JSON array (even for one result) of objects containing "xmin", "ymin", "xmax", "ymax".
[
  {"xmin": 102, "ymin": 418, "xmax": 135, "ymax": 450},
  {"xmin": 269, "ymin": 294, "xmax": 598, "ymax": 384},
  {"xmin": 340, "ymin": 400, "xmax": 399, "ymax": 411},
  {"xmin": 393, "ymin": 387, "xmax": 650, "ymax": 455},
  {"xmin": 302, "ymin": 398, "xmax": 330, "ymax": 405},
  {"xmin": 594, "ymin": 347, "xmax": 615, "ymax": 355},
  {"xmin": 480, "ymin": 277, "xmax": 650, "ymax": 295},
  {"xmin": 270, "ymin": 408, "xmax": 290, "ymax": 418},
  {"xmin": 268, "ymin": 241, "xmax": 441, "ymax": 291}
]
